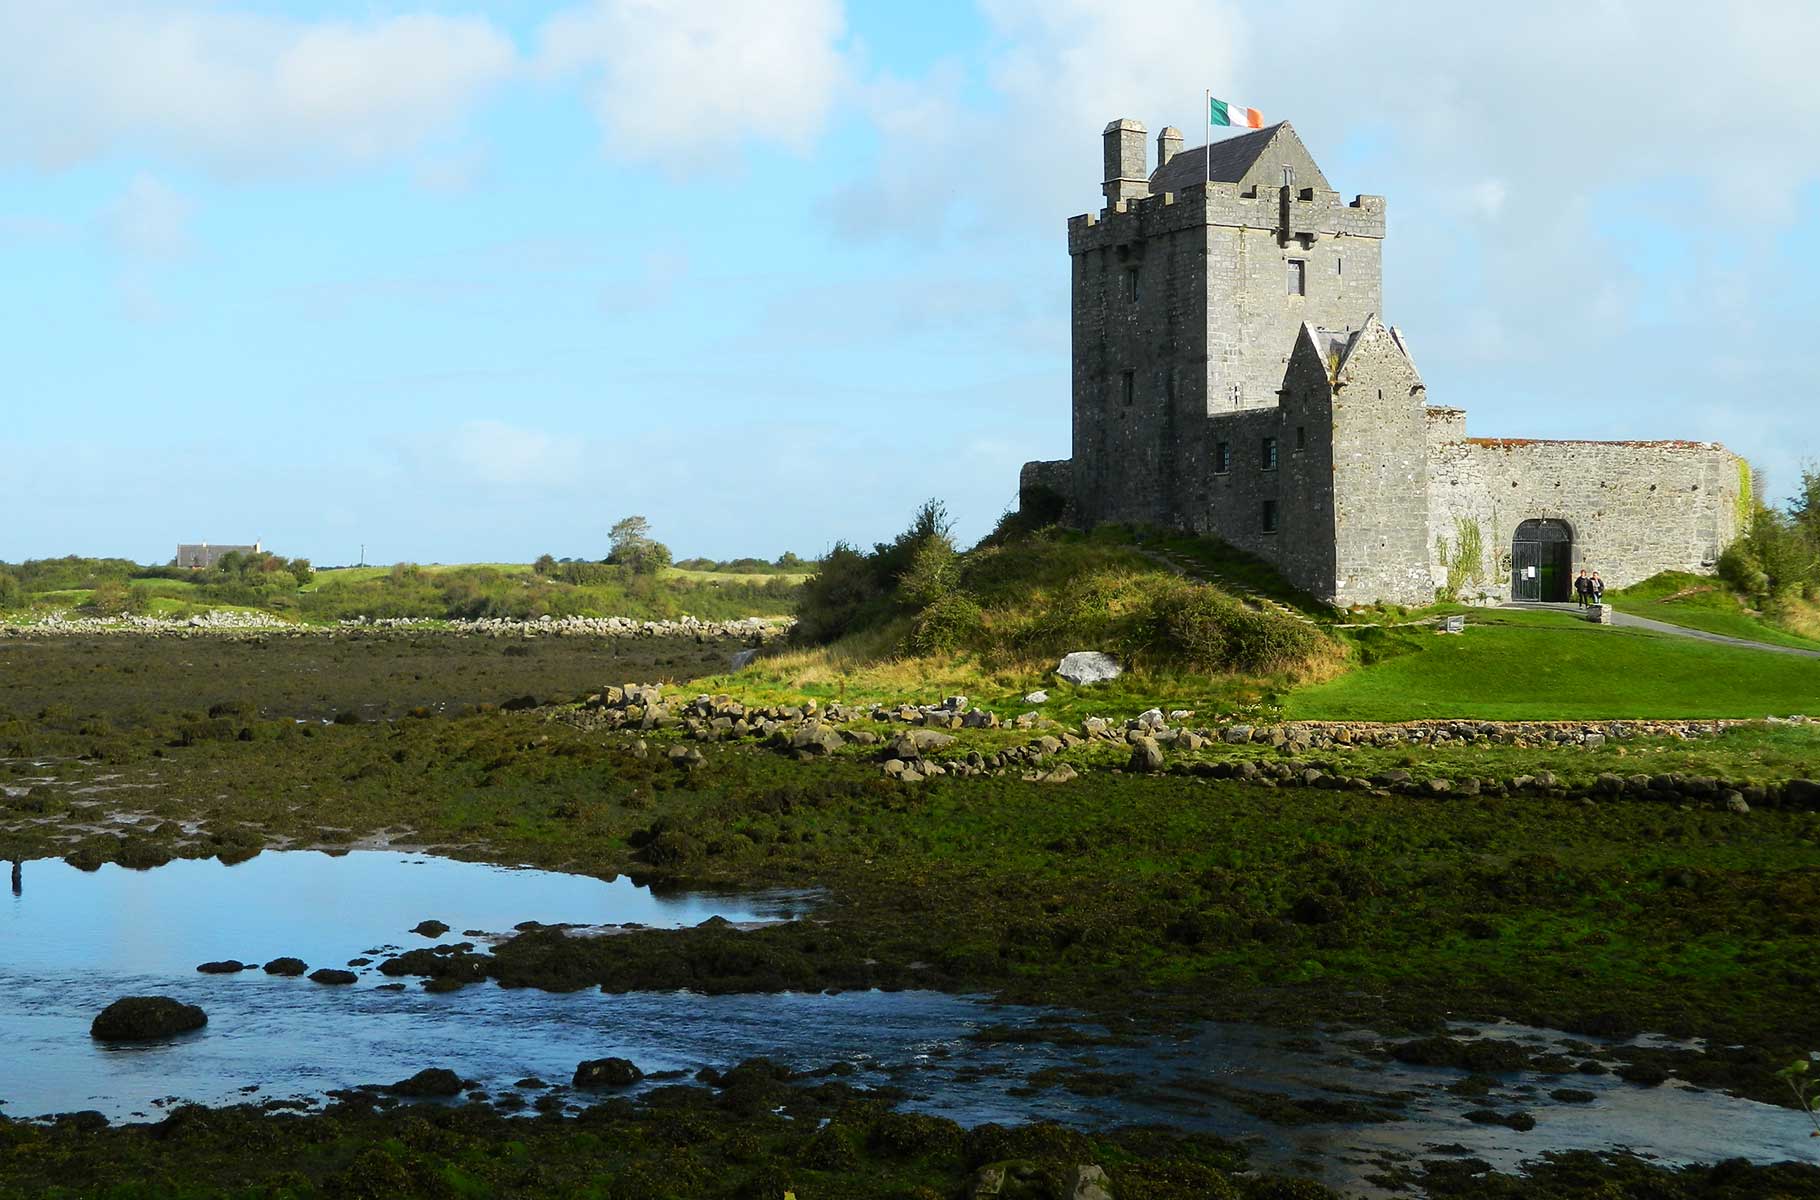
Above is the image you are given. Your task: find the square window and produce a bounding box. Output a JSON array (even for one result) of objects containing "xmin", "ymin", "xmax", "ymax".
[
  {"xmin": 1121, "ymin": 370, "xmax": 1135, "ymax": 407},
  {"xmin": 1261, "ymin": 499, "xmax": 1279, "ymax": 533},
  {"xmin": 1287, "ymin": 260, "xmax": 1306, "ymax": 296},
  {"xmin": 1261, "ymin": 437, "xmax": 1278, "ymax": 471},
  {"xmin": 1214, "ymin": 441, "xmax": 1231, "ymax": 474}
]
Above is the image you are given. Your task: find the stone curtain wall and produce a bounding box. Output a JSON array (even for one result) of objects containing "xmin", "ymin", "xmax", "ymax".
[{"xmin": 1425, "ymin": 437, "xmax": 1747, "ymax": 602}]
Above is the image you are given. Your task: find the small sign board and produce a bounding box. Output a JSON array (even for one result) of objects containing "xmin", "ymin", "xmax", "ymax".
[{"xmin": 1441, "ymin": 614, "xmax": 1466, "ymax": 634}]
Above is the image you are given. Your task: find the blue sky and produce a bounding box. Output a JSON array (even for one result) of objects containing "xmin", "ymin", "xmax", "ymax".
[{"xmin": 4, "ymin": 1, "xmax": 1818, "ymax": 566}]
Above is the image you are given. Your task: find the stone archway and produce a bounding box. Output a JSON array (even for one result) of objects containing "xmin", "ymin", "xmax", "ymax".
[{"xmin": 1511, "ymin": 519, "xmax": 1573, "ymax": 602}]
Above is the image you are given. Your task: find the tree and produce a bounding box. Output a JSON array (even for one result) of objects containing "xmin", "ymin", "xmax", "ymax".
[
  {"xmin": 532, "ymin": 554, "xmax": 557, "ymax": 577},
  {"xmin": 0, "ymin": 570, "xmax": 22, "ymax": 611},
  {"xmin": 607, "ymin": 515, "xmax": 670, "ymax": 576},
  {"xmin": 286, "ymin": 558, "xmax": 314, "ymax": 586},
  {"xmin": 608, "ymin": 516, "xmax": 652, "ymax": 558}
]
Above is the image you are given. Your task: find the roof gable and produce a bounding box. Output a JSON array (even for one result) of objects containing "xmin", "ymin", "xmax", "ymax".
[
  {"xmin": 1148, "ymin": 122, "xmax": 1332, "ymax": 196},
  {"xmin": 1334, "ymin": 314, "xmax": 1424, "ymax": 393}
]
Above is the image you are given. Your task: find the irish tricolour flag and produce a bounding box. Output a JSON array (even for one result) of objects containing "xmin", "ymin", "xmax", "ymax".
[{"xmin": 1210, "ymin": 96, "xmax": 1263, "ymax": 128}]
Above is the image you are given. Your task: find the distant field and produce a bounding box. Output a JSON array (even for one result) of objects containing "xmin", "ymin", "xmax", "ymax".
[
  {"xmin": 665, "ymin": 567, "xmax": 811, "ymax": 586},
  {"xmin": 301, "ymin": 563, "xmax": 531, "ymax": 591}
]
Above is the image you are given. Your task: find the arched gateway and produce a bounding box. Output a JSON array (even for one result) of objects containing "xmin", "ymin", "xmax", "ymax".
[{"xmin": 1511, "ymin": 519, "xmax": 1573, "ymax": 602}]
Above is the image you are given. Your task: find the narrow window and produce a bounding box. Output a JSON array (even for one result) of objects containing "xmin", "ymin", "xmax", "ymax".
[
  {"xmin": 1295, "ymin": 425, "xmax": 1306, "ymax": 451},
  {"xmin": 1287, "ymin": 259, "xmax": 1306, "ymax": 296},
  {"xmin": 1261, "ymin": 437, "xmax": 1278, "ymax": 471},
  {"xmin": 1214, "ymin": 441, "xmax": 1231, "ymax": 474},
  {"xmin": 1261, "ymin": 499, "xmax": 1279, "ymax": 533},
  {"xmin": 1336, "ymin": 256, "xmax": 1343, "ymax": 277},
  {"xmin": 1282, "ymin": 166, "xmax": 1294, "ymax": 188},
  {"xmin": 1121, "ymin": 370, "xmax": 1135, "ymax": 407},
  {"xmin": 1229, "ymin": 382, "xmax": 1243, "ymax": 407},
  {"xmin": 1124, "ymin": 268, "xmax": 1140, "ymax": 303}
]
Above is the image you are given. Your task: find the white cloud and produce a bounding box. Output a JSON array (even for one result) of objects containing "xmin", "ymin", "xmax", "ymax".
[
  {"xmin": 415, "ymin": 420, "xmax": 586, "ymax": 488},
  {"xmin": 109, "ymin": 173, "xmax": 192, "ymax": 259},
  {"xmin": 0, "ymin": 2, "xmax": 516, "ymax": 172},
  {"xmin": 538, "ymin": 0, "xmax": 847, "ymax": 165}
]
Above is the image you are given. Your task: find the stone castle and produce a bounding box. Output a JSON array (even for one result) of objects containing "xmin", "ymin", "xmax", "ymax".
[{"xmin": 1019, "ymin": 119, "xmax": 1748, "ymax": 606}]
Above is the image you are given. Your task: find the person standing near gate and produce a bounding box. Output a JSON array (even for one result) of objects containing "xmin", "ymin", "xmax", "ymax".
[
  {"xmin": 1574, "ymin": 570, "xmax": 1590, "ymax": 607},
  {"xmin": 1591, "ymin": 573, "xmax": 1605, "ymax": 604}
]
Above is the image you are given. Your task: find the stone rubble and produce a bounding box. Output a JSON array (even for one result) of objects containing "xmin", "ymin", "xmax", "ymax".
[{"xmin": 547, "ymin": 685, "xmax": 1818, "ymax": 810}]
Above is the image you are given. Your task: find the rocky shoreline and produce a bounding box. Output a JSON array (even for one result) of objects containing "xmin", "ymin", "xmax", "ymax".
[
  {"xmin": 551, "ymin": 686, "xmax": 1820, "ymax": 809},
  {"xmin": 0, "ymin": 611, "xmax": 790, "ymax": 641}
]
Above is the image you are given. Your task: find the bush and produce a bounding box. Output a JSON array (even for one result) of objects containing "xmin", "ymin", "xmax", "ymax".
[
  {"xmin": 1139, "ymin": 583, "xmax": 1321, "ymax": 674},
  {"xmin": 0, "ymin": 571, "xmax": 22, "ymax": 611},
  {"xmin": 88, "ymin": 580, "xmax": 131, "ymax": 617},
  {"xmin": 792, "ymin": 543, "xmax": 885, "ymax": 645},
  {"xmin": 904, "ymin": 591, "xmax": 983, "ymax": 656}
]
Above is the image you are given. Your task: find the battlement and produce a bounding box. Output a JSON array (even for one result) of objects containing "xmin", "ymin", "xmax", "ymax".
[{"xmin": 1066, "ymin": 184, "xmax": 1385, "ymax": 255}]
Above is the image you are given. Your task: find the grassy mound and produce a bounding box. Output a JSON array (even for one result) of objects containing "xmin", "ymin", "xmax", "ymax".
[
  {"xmin": 1609, "ymin": 570, "xmax": 1820, "ymax": 650},
  {"xmin": 740, "ymin": 511, "xmax": 1340, "ymax": 714}
]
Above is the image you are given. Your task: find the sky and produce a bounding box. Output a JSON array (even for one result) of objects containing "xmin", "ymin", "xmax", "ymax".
[{"xmin": 4, "ymin": 0, "xmax": 1818, "ymax": 567}]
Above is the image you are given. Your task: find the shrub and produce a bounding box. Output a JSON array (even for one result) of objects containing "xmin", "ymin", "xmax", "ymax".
[
  {"xmin": 899, "ymin": 534, "xmax": 959, "ymax": 610},
  {"xmin": 89, "ymin": 580, "xmax": 131, "ymax": 617},
  {"xmin": 0, "ymin": 571, "xmax": 22, "ymax": 611},
  {"xmin": 904, "ymin": 591, "xmax": 983, "ymax": 656},
  {"xmin": 792, "ymin": 543, "xmax": 884, "ymax": 645},
  {"xmin": 1140, "ymin": 583, "xmax": 1320, "ymax": 674}
]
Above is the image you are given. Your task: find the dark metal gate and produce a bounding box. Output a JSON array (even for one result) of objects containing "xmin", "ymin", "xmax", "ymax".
[{"xmin": 1511, "ymin": 519, "xmax": 1572, "ymax": 601}]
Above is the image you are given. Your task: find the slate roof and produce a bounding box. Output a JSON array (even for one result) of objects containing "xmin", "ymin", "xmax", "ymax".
[{"xmin": 1148, "ymin": 123, "xmax": 1284, "ymax": 194}]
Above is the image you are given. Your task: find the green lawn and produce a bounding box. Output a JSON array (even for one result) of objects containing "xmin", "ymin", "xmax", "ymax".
[{"xmin": 1286, "ymin": 607, "xmax": 1820, "ymax": 720}]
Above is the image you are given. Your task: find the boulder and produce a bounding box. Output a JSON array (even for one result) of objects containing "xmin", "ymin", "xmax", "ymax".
[
  {"xmin": 1063, "ymin": 1165, "xmax": 1114, "ymax": 1200},
  {"xmin": 573, "ymin": 1057, "xmax": 644, "ymax": 1089},
  {"xmin": 387, "ymin": 1068, "xmax": 464, "ymax": 1097},
  {"xmin": 1056, "ymin": 652, "xmax": 1121, "ymax": 686},
  {"xmin": 1725, "ymin": 791, "xmax": 1750, "ymax": 814},
  {"xmin": 309, "ymin": 969, "xmax": 358, "ymax": 985},
  {"xmin": 1127, "ymin": 736, "xmax": 1165, "ymax": 773},
  {"xmin": 91, "ymin": 996, "xmax": 207, "ymax": 1040},
  {"xmin": 263, "ymin": 957, "xmax": 308, "ymax": 977},
  {"xmin": 789, "ymin": 724, "xmax": 844, "ymax": 756},
  {"xmin": 411, "ymin": 920, "xmax": 450, "ymax": 938},
  {"xmin": 195, "ymin": 960, "xmax": 250, "ymax": 974},
  {"xmin": 1024, "ymin": 690, "xmax": 1049, "ymax": 705},
  {"xmin": 729, "ymin": 648, "xmax": 759, "ymax": 671}
]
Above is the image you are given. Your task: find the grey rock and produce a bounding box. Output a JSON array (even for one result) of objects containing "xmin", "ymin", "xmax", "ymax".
[
  {"xmin": 1024, "ymin": 690, "xmax": 1049, "ymax": 704},
  {"xmin": 1064, "ymin": 1164, "xmax": 1114, "ymax": 1200},
  {"xmin": 1128, "ymin": 736, "xmax": 1165, "ymax": 773},
  {"xmin": 1056, "ymin": 651, "xmax": 1121, "ymax": 686}
]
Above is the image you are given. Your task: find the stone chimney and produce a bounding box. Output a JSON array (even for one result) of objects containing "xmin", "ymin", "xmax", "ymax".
[
  {"xmin": 1156, "ymin": 126, "xmax": 1183, "ymax": 171},
  {"xmin": 1102, "ymin": 118, "xmax": 1149, "ymax": 205}
]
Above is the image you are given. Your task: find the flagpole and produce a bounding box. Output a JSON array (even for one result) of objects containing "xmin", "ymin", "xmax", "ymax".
[{"xmin": 1204, "ymin": 89, "xmax": 1211, "ymax": 184}]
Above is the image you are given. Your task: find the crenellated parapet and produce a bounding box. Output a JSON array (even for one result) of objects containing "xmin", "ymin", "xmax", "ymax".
[{"xmin": 1067, "ymin": 183, "xmax": 1385, "ymax": 257}]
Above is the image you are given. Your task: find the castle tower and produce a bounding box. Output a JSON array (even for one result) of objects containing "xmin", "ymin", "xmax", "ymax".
[{"xmin": 1065, "ymin": 118, "xmax": 1386, "ymax": 528}]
